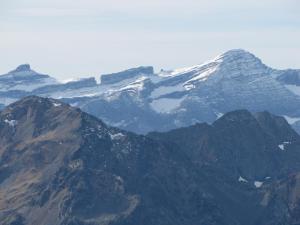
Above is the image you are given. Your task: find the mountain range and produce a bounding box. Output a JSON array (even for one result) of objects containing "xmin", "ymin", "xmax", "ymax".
[
  {"xmin": 1, "ymin": 96, "xmax": 300, "ymax": 225},
  {"xmin": 1, "ymin": 49, "xmax": 300, "ymax": 134}
]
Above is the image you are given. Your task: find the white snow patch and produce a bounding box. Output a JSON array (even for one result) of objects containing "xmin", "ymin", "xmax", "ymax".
[
  {"xmin": 164, "ymin": 59, "xmax": 217, "ymax": 78},
  {"xmin": 278, "ymin": 141, "xmax": 291, "ymax": 151},
  {"xmin": 60, "ymin": 77, "xmax": 82, "ymax": 84},
  {"xmin": 109, "ymin": 132, "xmax": 126, "ymax": 140},
  {"xmin": 254, "ymin": 181, "xmax": 263, "ymax": 188},
  {"xmin": 285, "ymin": 84, "xmax": 300, "ymax": 96},
  {"xmin": 238, "ymin": 176, "xmax": 248, "ymax": 183},
  {"xmin": 150, "ymin": 96, "xmax": 186, "ymax": 114},
  {"xmin": 216, "ymin": 112, "xmax": 224, "ymax": 119},
  {"xmin": 283, "ymin": 115, "xmax": 300, "ymax": 124},
  {"xmin": 185, "ymin": 66, "xmax": 218, "ymax": 83},
  {"xmin": 150, "ymin": 84, "xmax": 185, "ymax": 99},
  {"xmin": 53, "ymin": 102, "xmax": 62, "ymax": 107},
  {"xmin": 4, "ymin": 119, "xmax": 18, "ymax": 127},
  {"xmin": 119, "ymin": 76, "xmax": 147, "ymax": 92},
  {"xmin": 183, "ymin": 83, "xmax": 195, "ymax": 90},
  {"xmin": 171, "ymin": 66, "xmax": 197, "ymax": 76}
]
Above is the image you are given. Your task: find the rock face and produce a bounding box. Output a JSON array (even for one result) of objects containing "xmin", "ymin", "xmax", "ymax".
[
  {"xmin": 1, "ymin": 50, "xmax": 300, "ymax": 134},
  {"xmin": 276, "ymin": 69, "xmax": 300, "ymax": 86},
  {"xmin": 100, "ymin": 66, "xmax": 154, "ymax": 84},
  {"xmin": 0, "ymin": 96, "xmax": 158, "ymax": 225},
  {"xmin": 1, "ymin": 96, "xmax": 300, "ymax": 225},
  {"xmin": 150, "ymin": 110, "xmax": 300, "ymax": 180},
  {"xmin": 13, "ymin": 64, "xmax": 31, "ymax": 72},
  {"xmin": 0, "ymin": 64, "xmax": 57, "ymax": 91}
]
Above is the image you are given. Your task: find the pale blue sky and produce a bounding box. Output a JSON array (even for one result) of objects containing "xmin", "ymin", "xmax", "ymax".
[{"xmin": 0, "ymin": 0, "xmax": 299, "ymax": 80}]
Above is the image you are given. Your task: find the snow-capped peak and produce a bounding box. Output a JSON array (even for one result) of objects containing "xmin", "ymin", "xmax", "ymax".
[
  {"xmin": 213, "ymin": 49, "xmax": 264, "ymax": 68},
  {"xmin": 159, "ymin": 49, "xmax": 267, "ymax": 81},
  {"xmin": 214, "ymin": 49, "xmax": 255, "ymax": 61},
  {"xmin": 200, "ymin": 49, "xmax": 271, "ymax": 81}
]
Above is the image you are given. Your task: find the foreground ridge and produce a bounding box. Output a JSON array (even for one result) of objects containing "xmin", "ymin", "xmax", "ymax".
[{"xmin": 1, "ymin": 96, "xmax": 300, "ymax": 225}]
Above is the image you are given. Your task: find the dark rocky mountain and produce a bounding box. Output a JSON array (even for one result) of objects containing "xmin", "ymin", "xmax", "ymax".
[
  {"xmin": 1, "ymin": 96, "xmax": 300, "ymax": 225},
  {"xmin": 150, "ymin": 110, "xmax": 300, "ymax": 180}
]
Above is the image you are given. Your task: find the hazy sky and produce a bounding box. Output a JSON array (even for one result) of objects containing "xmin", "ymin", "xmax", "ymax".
[{"xmin": 0, "ymin": 0, "xmax": 299, "ymax": 80}]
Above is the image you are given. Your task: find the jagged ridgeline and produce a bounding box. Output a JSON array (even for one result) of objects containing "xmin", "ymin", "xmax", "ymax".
[
  {"xmin": 1, "ymin": 96, "xmax": 300, "ymax": 225},
  {"xmin": 0, "ymin": 49, "xmax": 300, "ymax": 134}
]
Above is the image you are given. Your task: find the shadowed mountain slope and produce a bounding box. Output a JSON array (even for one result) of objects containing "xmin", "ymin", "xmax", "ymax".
[{"xmin": 1, "ymin": 97, "xmax": 300, "ymax": 225}]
